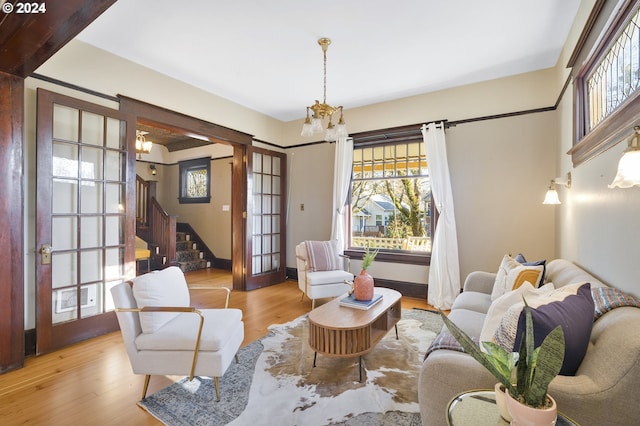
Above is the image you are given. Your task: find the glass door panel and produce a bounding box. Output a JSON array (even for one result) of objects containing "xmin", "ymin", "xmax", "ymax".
[
  {"xmin": 244, "ymin": 147, "xmax": 286, "ymax": 289},
  {"xmin": 37, "ymin": 89, "xmax": 127, "ymax": 353}
]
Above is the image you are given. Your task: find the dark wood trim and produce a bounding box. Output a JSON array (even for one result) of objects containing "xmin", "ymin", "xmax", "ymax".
[
  {"xmin": 567, "ymin": 0, "xmax": 607, "ymax": 68},
  {"xmin": 568, "ymin": 96, "xmax": 640, "ymax": 166},
  {"xmin": 344, "ymin": 249, "xmax": 430, "ymax": 266},
  {"xmin": 232, "ymin": 146, "xmax": 247, "ymax": 291},
  {"xmin": 570, "ymin": 0, "xmax": 640, "ymax": 166},
  {"xmin": 24, "ymin": 329, "xmax": 37, "ymax": 357},
  {"xmin": 0, "ymin": 0, "xmax": 117, "ymax": 77},
  {"xmin": 242, "ymin": 146, "xmax": 288, "ymax": 290},
  {"xmin": 30, "ymin": 73, "xmax": 120, "ymax": 103},
  {"xmin": 212, "ymin": 258, "xmax": 232, "ymax": 271},
  {"xmin": 285, "ymin": 106, "xmax": 557, "ymax": 152},
  {"xmin": 0, "ymin": 72, "xmax": 25, "ymax": 373},
  {"xmin": 35, "ymin": 88, "xmax": 127, "ymax": 354},
  {"xmin": 350, "ymin": 121, "xmax": 449, "ymax": 146},
  {"xmin": 373, "ymin": 278, "xmax": 428, "ymax": 300},
  {"xmin": 178, "ymin": 157, "xmax": 212, "ymax": 204},
  {"xmin": 119, "ymin": 96, "xmax": 254, "ymax": 146},
  {"xmin": 286, "ymin": 267, "xmax": 298, "ymax": 281}
]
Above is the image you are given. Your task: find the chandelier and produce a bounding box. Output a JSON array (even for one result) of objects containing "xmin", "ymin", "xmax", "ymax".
[
  {"xmin": 136, "ymin": 130, "xmax": 153, "ymax": 154},
  {"xmin": 300, "ymin": 37, "xmax": 348, "ymax": 142}
]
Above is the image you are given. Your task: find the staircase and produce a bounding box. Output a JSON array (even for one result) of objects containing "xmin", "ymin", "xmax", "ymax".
[
  {"xmin": 175, "ymin": 231, "xmax": 211, "ymax": 272},
  {"xmin": 136, "ymin": 174, "xmax": 215, "ymax": 273}
]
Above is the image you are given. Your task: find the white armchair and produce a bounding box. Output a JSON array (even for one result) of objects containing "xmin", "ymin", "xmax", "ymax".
[
  {"xmin": 295, "ymin": 241, "xmax": 354, "ymax": 309},
  {"xmin": 110, "ymin": 266, "xmax": 244, "ymax": 401}
]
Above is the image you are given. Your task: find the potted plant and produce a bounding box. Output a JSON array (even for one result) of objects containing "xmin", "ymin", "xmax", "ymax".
[
  {"xmin": 440, "ymin": 300, "xmax": 565, "ymax": 425},
  {"xmin": 352, "ymin": 245, "xmax": 379, "ymax": 301}
]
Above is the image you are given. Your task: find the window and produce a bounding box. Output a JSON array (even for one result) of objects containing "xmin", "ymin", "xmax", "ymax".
[
  {"xmin": 178, "ymin": 157, "xmax": 211, "ymax": 204},
  {"xmin": 349, "ymin": 139, "xmax": 433, "ymax": 261},
  {"xmin": 571, "ymin": 0, "xmax": 640, "ymax": 165}
]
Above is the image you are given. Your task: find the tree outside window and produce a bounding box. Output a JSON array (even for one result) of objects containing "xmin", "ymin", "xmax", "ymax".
[{"xmin": 350, "ymin": 141, "xmax": 433, "ymax": 254}]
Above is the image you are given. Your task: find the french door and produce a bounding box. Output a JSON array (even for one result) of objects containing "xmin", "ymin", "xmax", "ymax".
[
  {"xmin": 243, "ymin": 146, "xmax": 287, "ymax": 290},
  {"xmin": 35, "ymin": 89, "xmax": 129, "ymax": 354}
]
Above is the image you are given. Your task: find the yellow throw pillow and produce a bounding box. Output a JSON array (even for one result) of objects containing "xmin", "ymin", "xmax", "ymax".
[{"xmin": 490, "ymin": 254, "xmax": 545, "ymax": 301}]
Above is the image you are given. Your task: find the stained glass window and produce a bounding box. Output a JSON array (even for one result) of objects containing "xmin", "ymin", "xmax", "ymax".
[{"xmin": 178, "ymin": 157, "xmax": 211, "ymax": 203}]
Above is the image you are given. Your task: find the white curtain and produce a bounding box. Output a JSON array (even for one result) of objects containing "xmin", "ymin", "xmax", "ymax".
[
  {"xmin": 330, "ymin": 136, "xmax": 353, "ymax": 252},
  {"xmin": 421, "ymin": 122, "xmax": 460, "ymax": 309}
]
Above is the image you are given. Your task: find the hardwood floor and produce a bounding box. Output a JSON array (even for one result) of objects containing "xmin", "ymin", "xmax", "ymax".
[{"xmin": 0, "ymin": 270, "xmax": 434, "ymax": 425}]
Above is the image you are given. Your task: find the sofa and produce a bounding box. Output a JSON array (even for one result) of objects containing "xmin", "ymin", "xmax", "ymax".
[{"xmin": 418, "ymin": 259, "xmax": 640, "ymax": 426}]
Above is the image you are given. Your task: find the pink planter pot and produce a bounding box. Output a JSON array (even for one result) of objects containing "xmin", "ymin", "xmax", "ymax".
[
  {"xmin": 353, "ymin": 270, "xmax": 374, "ymax": 301},
  {"xmin": 495, "ymin": 383, "xmax": 512, "ymax": 422},
  {"xmin": 505, "ymin": 390, "xmax": 557, "ymax": 426}
]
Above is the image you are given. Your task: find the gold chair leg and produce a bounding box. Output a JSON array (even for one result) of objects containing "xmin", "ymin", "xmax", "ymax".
[
  {"xmin": 300, "ymin": 291, "xmax": 305, "ymax": 302},
  {"xmin": 214, "ymin": 376, "xmax": 220, "ymax": 401},
  {"xmin": 142, "ymin": 375, "xmax": 151, "ymax": 399},
  {"xmin": 311, "ymin": 298, "xmax": 316, "ymax": 310}
]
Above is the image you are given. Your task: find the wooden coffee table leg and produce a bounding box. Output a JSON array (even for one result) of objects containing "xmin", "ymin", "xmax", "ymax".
[
  {"xmin": 395, "ymin": 324, "xmax": 398, "ymax": 339},
  {"xmin": 359, "ymin": 356, "xmax": 363, "ymax": 382},
  {"xmin": 313, "ymin": 351, "xmax": 317, "ymax": 367}
]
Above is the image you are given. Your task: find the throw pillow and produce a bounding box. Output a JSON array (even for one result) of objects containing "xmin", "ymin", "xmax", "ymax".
[
  {"xmin": 132, "ymin": 266, "xmax": 190, "ymax": 334},
  {"xmin": 591, "ymin": 286, "xmax": 640, "ymax": 320},
  {"xmin": 494, "ymin": 282, "xmax": 594, "ymax": 376},
  {"xmin": 479, "ymin": 281, "xmax": 554, "ymax": 345},
  {"xmin": 305, "ymin": 240, "xmax": 342, "ymax": 272},
  {"xmin": 514, "ymin": 253, "xmax": 547, "ymax": 283},
  {"xmin": 491, "ymin": 254, "xmax": 545, "ymax": 301}
]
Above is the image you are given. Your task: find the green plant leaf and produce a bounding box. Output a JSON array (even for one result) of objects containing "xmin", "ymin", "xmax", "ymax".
[{"xmin": 526, "ymin": 326, "xmax": 565, "ymax": 407}]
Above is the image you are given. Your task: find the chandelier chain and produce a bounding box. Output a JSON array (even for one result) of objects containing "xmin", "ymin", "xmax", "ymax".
[{"xmin": 323, "ymin": 44, "xmax": 327, "ymax": 104}]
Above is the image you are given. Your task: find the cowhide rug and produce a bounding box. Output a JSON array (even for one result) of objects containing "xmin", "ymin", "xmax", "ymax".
[{"xmin": 138, "ymin": 308, "xmax": 443, "ymax": 425}]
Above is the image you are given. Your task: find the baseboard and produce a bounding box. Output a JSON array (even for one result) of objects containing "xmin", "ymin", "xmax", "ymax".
[
  {"xmin": 212, "ymin": 258, "xmax": 232, "ymax": 270},
  {"xmin": 286, "ymin": 267, "xmax": 427, "ymax": 300},
  {"xmin": 25, "ymin": 328, "xmax": 36, "ymax": 357},
  {"xmin": 373, "ymin": 277, "xmax": 427, "ymax": 300},
  {"xmin": 286, "ymin": 266, "xmax": 298, "ymax": 281}
]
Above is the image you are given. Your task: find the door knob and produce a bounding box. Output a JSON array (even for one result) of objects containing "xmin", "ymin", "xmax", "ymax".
[{"xmin": 40, "ymin": 244, "xmax": 52, "ymax": 265}]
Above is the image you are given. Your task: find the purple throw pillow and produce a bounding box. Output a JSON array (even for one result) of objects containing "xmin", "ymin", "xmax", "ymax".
[{"xmin": 513, "ymin": 282, "xmax": 594, "ymax": 376}]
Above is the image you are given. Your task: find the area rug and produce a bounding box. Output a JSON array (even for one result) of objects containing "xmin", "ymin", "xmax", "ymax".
[{"xmin": 138, "ymin": 308, "xmax": 443, "ymax": 425}]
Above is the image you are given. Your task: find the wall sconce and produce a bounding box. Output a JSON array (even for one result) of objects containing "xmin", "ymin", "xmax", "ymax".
[
  {"xmin": 543, "ymin": 172, "xmax": 571, "ymax": 205},
  {"xmin": 149, "ymin": 164, "xmax": 157, "ymax": 176},
  {"xmin": 609, "ymin": 126, "xmax": 640, "ymax": 188}
]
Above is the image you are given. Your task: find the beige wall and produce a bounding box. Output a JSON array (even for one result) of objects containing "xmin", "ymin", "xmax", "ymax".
[
  {"xmin": 23, "ymin": 0, "xmax": 640, "ymax": 332},
  {"xmin": 548, "ymin": 0, "xmax": 640, "ymax": 297},
  {"xmin": 555, "ymin": 78, "xmax": 640, "ymax": 296},
  {"xmin": 284, "ymin": 110, "xmax": 557, "ymax": 284}
]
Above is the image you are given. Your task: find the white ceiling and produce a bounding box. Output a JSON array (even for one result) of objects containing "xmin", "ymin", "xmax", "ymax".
[{"xmin": 75, "ymin": 0, "xmax": 582, "ymax": 122}]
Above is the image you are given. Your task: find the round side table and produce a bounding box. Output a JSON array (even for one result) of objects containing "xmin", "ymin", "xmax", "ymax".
[{"xmin": 447, "ymin": 390, "xmax": 579, "ymax": 426}]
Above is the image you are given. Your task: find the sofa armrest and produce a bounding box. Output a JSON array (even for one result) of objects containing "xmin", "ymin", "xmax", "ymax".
[
  {"xmin": 462, "ymin": 271, "xmax": 496, "ymax": 294},
  {"xmin": 419, "ymin": 350, "xmax": 496, "ymax": 426}
]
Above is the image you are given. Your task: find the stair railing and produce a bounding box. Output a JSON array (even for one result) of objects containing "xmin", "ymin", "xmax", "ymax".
[
  {"xmin": 149, "ymin": 198, "xmax": 177, "ymax": 266},
  {"xmin": 136, "ymin": 175, "xmax": 154, "ymax": 227},
  {"xmin": 136, "ymin": 174, "xmax": 176, "ymax": 267}
]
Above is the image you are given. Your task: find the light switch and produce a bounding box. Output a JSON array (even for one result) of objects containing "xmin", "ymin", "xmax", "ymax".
[{"xmin": 222, "ymin": 204, "xmax": 230, "ymax": 211}]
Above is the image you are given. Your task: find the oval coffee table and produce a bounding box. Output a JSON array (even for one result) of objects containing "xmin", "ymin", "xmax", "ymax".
[{"xmin": 307, "ymin": 287, "xmax": 402, "ymax": 382}]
